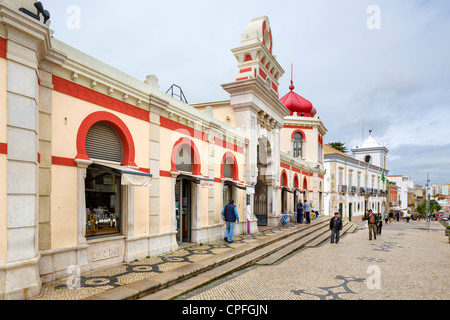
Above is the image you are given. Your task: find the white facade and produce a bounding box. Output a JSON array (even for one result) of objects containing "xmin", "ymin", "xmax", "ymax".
[
  {"xmin": 388, "ymin": 175, "xmax": 415, "ymax": 212},
  {"xmin": 324, "ymin": 139, "xmax": 389, "ymax": 220}
]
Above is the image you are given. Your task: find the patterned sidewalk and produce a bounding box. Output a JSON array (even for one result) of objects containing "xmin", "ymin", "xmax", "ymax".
[
  {"xmin": 178, "ymin": 219, "xmax": 450, "ymax": 300},
  {"xmin": 33, "ymin": 222, "xmax": 298, "ymax": 300}
]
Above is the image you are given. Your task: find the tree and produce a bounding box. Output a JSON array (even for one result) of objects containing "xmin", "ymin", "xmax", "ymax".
[
  {"xmin": 416, "ymin": 200, "xmax": 442, "ymax": 215},
  {"xmin": 327, "ymin": 142, "xmax": 348, "ymax": 154}
]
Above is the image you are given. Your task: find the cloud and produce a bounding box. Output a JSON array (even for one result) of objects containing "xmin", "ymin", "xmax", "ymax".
[{"xmin": 43, "ymin": 0, "xmax": 450, "ymax": 186}]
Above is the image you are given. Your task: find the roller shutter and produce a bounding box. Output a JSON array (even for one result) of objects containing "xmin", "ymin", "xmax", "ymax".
[{"xmin": 85, "ymin": 122, "xmax": 123, "ymax": 163}]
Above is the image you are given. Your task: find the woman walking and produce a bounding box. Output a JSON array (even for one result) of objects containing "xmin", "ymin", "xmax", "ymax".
[{"xmin": 377, "ymin": 213, "xmax": 383, "ymax": 235}]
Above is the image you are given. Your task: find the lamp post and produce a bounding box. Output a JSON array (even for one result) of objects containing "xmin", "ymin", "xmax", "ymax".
[{"xmin": 426, "ymin": 173, "xmax": 430, "ymax": 231}]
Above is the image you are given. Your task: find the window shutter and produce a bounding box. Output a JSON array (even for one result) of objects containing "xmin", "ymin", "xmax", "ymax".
[{"xmin": 85, "ymin": 122, "xmax": 123, "ymax": 163}]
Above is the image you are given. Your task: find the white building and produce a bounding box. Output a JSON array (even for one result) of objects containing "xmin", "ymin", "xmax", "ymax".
[
  {"xmin": 324, "ymin": 133, "xmax": 389, "ymax": 220},
  {"xmin": 387, "ymin": 175, "xmax": 415, "ymax": 214}
]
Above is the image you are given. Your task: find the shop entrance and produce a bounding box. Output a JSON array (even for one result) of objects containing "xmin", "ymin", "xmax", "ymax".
[
  {"xmin": 281, "ymin": 188, "xmax": 287, "ymax": 214},
  {"xmin": 254, "ymin": 179, "xmax": 268, "ymax": 226},
  {"xmin": 349, "ymin": 202, "xmax": 352, "ymax": 221},
  {"xmin": 175, "ymin": 178, "xmax": 192, "ymax": 243}
]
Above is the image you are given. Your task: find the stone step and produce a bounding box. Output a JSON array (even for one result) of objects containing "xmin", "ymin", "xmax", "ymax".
[
  {"xmin": 140, "ymin": 222, "xmax": 333, "ymax": 300},
  {"xmin": 257, "ymin": 224, "xmax": 331, "ymax": 265},
  {"xmin": 85, "ymin": 217, "xmax": 332, "ymax": 300}
]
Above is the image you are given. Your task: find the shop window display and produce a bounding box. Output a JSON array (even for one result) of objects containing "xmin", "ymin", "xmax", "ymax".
[{"xmin": 85, "ymin": 166, "xmax": 121, "ymax": 238}]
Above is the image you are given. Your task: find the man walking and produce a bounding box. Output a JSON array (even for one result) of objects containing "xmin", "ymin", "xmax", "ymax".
[
  {"xmin": 296, "ymin": 199, "xmax": 303, "ymax": 224},
  {"xmin": 222, "ymin": 199, "xmax": 239, "ymax": 244},
  {"xmin": 368, "ymin": 210, "xmax": 379, "ymax": 240},
  {"xmin": 330, "ymin": 212, "xmax": 343, "ymax": 244},
  {"xmin": 304, "ymin": 199, "xmax": 311, "ymax": 224}
]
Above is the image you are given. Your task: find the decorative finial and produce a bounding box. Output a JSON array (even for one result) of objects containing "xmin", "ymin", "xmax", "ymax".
[{"xmin": 289, "ymin": 63, "xmax": 295, "ymax": 91}]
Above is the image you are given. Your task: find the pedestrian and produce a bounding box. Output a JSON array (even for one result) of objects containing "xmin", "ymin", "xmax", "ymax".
[
  {"xmin": 304, "ymin": 200, "xmax": 311, "ymax": 224},
  {"xmin": 396, "ymin": 211, "xmax": 400, "ymax": 222},
  {"xmin": 368, "ymin": 210, "xmax": 379, "ymax": 240},
  {"xmin": 406, "ymin": 211, "xmax": 410, "ymax": 223},
  {"xmin": 389, "ymin": 211, "xmax": 394, "ymax": 224},
  {"xmin": 384, "ymin": 212, "xmax": 388, "ymax": 224},
  {"xmin": 377, "ymin": 213, "xmax": 383, "ymax": 235},
  {"xmin": 330, "ymin": 212, "xmax": 343, "ymax": 244},
  {"xmin": 296, "ymin": 199, "xmax": 303, "ymax": 224},
  {"xmin": 221, "ymin": 199, "xmax": 239, "ymax": 244}
]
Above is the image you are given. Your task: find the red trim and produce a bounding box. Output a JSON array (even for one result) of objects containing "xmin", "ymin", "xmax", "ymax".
[
  {"xmin": 220, "ymin": 152, "xmax": 239, "ymax": 180},
  {"xmin": 160, "ymin": 116, "xmax": 208, "ymax": 142},
  {"xmin": 293, "ymin": 174, "xmax": 299, "ymax": 189},
  {"xmin": 52, "ymin": 75, "xmax": 149, "ymax": 122},
  {"xmin": 292, "ymin": 167, "xmax": 301, "ymax": 174},
  {"xmin": 0, "ymin": 143, "xmax": 7, "ymax": 154},
  {"xmin": 239, "ymin": 67, "xmax": 252, "ymax": 74},
  {"xmin": 303, "ymin": 177, "xmax": 308, "ymax": 190},
  {"xmin": 76, "ymin": 111, "xmax": 137, "ymax": 167},
  {"xmin": 269, "ymin": 29, "xmax": 273, "ymax": 53},
  {"xmin": 160, "ymin": 170, "xmax": 172, "ymax": 177},
  {"xmin": 214, "ymin": 137, "xmax": 243, "ymax": 154},
  {"xmin": 258, "ymin": 68, "xmax": 267, "ymax": 80},
  {"xmin": 291, "ymin": 130, "xmax": 307, "ymax": 141},
  {"xmin": 280, "ymin": 162, "xmax": 290, "ymax": 170},
  {"xmin": 170, "ymin": 137, "xmax": 202, "ymax": 176},
  {"xmin": 244, "ymin": 55, "xmax": 252, "ymax": 62},
  {"xmin": 0, "ymin": 37, "xmax": 6, "ymax": 59},
  {"xmin": 236, "ymin": 77, "xmax": 248, "ymax": 82},
  {"xmin": 272, "ymin": 82, "xmax": 278, "ymax": 93},
  {"xmin": 37, "ymin": 153, "xmax": 40, "ymax": 163},
  {"xmin": 281, "ymin": 170, "xmax": 288, "ymax": 187},
  {"xmin": 139, "ymin": 168, "xmax": 150, "ymax": 174},
  {"xmin": 52, "ymin": 156, "xmax": 77, "ymax": 167}
]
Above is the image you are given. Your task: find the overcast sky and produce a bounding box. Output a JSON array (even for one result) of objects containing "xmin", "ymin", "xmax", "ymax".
[{"xmin": 44, "ymin": 0, "xmax": 450, "ymax": 186}]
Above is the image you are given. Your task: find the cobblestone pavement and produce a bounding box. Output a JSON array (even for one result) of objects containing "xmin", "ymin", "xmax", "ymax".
[
  {"xmin": 178, "ymin": 220, "xmax": 450, "ymax": 300},
  {"xmin": 33, "ymin": 223, "xmax": 295, "ymax": 300}
]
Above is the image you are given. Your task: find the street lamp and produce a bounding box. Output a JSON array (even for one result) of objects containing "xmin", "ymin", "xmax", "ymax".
[{"xmin": 426, "ymin": 173, "xmax": 430, "ymax": 231}]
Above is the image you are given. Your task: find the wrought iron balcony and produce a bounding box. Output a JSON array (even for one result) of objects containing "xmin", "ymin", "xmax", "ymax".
[{"xmin": 338, "ymin": 185, "xmax": 348, "ymax": 193}]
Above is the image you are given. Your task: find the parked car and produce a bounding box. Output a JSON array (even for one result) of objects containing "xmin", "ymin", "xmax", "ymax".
[{"xmin": 437, "ymin": 216, "xmax": 448, "ymax": 221}]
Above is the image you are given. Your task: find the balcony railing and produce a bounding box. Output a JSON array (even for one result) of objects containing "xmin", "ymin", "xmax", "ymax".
[
  {"xmin": 338, "ymin": 185, "xmax": 348, "ymax": 193},
  {"xmin": 350, "ymin": 186, "xmax": 357, "ymax": 194}
]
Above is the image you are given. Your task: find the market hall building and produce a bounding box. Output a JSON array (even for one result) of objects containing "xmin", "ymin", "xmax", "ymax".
[{"xmin": 0, "ymin": 0, "xmax": 326, "ymax": 299}]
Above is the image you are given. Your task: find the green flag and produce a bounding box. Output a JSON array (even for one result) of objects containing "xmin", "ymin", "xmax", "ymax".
[{"xmin": 381, "ymin": 169, "xmax": 385, "ymax": 183}]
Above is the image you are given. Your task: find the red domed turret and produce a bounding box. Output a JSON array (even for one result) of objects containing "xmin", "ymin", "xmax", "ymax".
[{"xmin": 280, "ymin": 80, "xmax": 317, "ymax": 117}]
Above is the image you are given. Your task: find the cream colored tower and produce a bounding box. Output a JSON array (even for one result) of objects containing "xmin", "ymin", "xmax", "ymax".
[{"xmin": 222, "ymin": 17, "xmax": 289, "ymax": 227}]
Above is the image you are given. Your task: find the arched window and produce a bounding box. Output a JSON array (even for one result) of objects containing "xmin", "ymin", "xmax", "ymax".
[
  {"xmin": 281, "ymin": 171, "xmax": 288, "ymax": 187},
  {"xmin": 293, "ymin": 132, "xmax": 303, "ymax": 158},
  {"xmin": 85, "ymin": 122, "xmax": 123, "ymax": 163},
  {"xmin": 176, "ymin": 144, "xmax": 193, "ymax": 173},
  {"xmin": 223, "ymin": 157, "xmax": 235, "ymax": 179}
]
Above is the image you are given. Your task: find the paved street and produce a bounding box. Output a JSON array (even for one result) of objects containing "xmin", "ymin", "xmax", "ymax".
[{"xmin": 178, "ymin": 219, "xmax": 449, "ymax": 300}]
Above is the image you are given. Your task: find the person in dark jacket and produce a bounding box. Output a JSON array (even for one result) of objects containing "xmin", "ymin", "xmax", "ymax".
[
  {"xmin": 296, "ymin": 200, "xmax": 303, "ymax": 224},
  {"xmin": 330, "ymin": 212, "xmax": 343, "ymax": 244},
  {"xmin": 221, "ymin": 200, "xmax": 239, "ymax": 243},
  {"xmin": 377, "ymin": 213, "xmax": 383, "ymax": 235}
]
